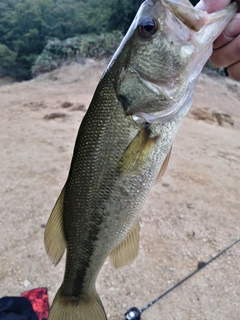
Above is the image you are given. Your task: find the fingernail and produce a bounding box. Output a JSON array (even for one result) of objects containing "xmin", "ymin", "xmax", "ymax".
[{"xmin": 196, "ymin": 0, "xmax": 206, "ymax": 11}]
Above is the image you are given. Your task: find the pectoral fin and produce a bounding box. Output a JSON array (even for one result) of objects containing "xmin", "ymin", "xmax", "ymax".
[
  {"xmin": 110, "ymin": 220, "xmax": 140, "ymax": 269},
  {"xmin": 154, "ymin": 147, "xmax": 172, "ymax": 185},
  {"xmin": 118, "ymin": 126, "xmax": 159, "ymax": 175},
  {"xmin": 44, "ymin": 186, "xmax": 66, "ymax": 265}
]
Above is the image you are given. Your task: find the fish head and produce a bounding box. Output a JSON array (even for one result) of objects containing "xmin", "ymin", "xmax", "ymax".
[{"xmin": 108, "ymin": 0, "xmax": 237, "ymax": 123}]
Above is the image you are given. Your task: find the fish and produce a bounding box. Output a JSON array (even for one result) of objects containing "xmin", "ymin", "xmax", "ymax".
[{"xmin": 44, "ymin": 1, "xmax": 237, "ymax": 319}]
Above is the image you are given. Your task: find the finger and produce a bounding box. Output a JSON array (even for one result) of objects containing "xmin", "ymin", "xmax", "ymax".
[
  {"xmin": 213, "ymin": 14, "xmax": 240, "ymax": 49},
  {"xmin": 196, "ymin": 0, "xmax": 240, "ymax": 13},
  {"xmin": 227, "ymin": 61, "xmax": 240, "ymax": 81},
  {"xmin": 210, "ymin": 34, "xmax": 240, "ymax": 67},
  {"xmin": 196, "ymin": 0, "xmax": 231, "ymax": 13}
]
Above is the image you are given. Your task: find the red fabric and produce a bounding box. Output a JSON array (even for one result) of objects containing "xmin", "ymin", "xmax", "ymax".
[{"xmin": 21, "ymin": 288, "xmax": 49, "ymax": 320}]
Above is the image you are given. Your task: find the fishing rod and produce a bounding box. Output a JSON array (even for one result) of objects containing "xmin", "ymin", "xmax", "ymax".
[{"xmin": 125, "ymin": 238, "xmax": 240, "ymax": 320}]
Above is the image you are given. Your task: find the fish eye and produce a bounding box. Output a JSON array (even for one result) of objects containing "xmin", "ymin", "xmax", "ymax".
[{"xmin": 138, "ymin": 17, "xmax": 157, "ymax": 38}]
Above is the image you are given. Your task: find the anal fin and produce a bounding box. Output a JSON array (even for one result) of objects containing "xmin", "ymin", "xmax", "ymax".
[
  {"xmin": 110, "ymin": 220, "xmax": 140, "ymax": 269},
  {"xmin": 44, "ymin": 186, "xmax": 66, "ymax": 265}
]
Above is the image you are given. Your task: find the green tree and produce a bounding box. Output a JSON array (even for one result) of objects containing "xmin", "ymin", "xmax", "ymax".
[
  {"xmin": 0, "ymin": 43, "xmax": 17, "ymax": 67},
  {"xmin": 107, "ymin": 0, "xmax": 144, "ymax": 33},
  {"xmin": 0, "ymin": 0, "xmax": 201, "ymax": 79}
]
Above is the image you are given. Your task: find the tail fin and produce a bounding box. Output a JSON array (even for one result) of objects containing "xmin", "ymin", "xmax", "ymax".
[{"xmin": 48, "ymin": 289, "xmax": 107, "ymax": 320}]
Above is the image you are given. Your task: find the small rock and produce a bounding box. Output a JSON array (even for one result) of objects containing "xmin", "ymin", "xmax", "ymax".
[
  {"xmin": 191, "ymin": 107, "xmax": 234, "ymax": 126},
  {"xmin": 162, "ymin": 182, "xmax": 170, "ymax": 187},
  {"xmin": 23, "ymin": 279, "xmax": 31, "ymax": 288},
  {"xmin": 213, "ymin": 112, "xmax": 234, "ymax": 126},
  {"xmin": 71, "ymin": 104, "xmax": 86, "ymax": 111},
  {"xmin": 186, "ymin": 202, "xmax": 194, "ymax": 209},
  {"xmin": 191, "ymin": 108, "xmax": 214, "ymax": 122},
  {"xmin": 61, "ymin": 102, "xmax": 73, "ymax": 108},
  {"xmin": 44, "ymin": 113, "xmax": 68, "ymax": 120}
]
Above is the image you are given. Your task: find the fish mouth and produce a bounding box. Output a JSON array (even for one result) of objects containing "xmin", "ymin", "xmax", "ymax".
[
  {"xmin": 160, "ymin": 0, "xmax": 237, "ymax": 35},
  {"xmin": 161, "ymin": 0, "xmax": 208, "ymax": 32}
]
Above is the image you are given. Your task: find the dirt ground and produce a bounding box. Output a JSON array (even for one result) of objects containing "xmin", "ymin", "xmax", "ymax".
[{"xmin": 0, "ymin": 60, "xmax": 240, "ymax": 320}]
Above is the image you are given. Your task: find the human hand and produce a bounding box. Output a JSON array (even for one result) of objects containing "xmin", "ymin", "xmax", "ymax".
[{"xmin": 196, "ymin": 0, "xmax": 240, "ymax": 81}]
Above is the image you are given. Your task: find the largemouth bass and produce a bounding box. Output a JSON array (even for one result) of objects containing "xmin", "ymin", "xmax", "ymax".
[{"xmin": 45, "ymin": 1, "xmax": 237, "ymax": 319}]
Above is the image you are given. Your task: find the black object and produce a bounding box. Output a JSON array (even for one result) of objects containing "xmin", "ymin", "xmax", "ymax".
[
  {"xmin": 125, "ymin": 307, "xmax": 141, "ymax": 320},
  {"xmin": 125, "ymin": 238, "xmax": 240, "ymax": 320},
  {"xmin": 0, "ymin": 297, "xmax": 38, "ymax": 320}
]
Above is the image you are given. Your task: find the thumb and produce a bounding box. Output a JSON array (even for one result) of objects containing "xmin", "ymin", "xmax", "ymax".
[{"xmin": 196, "ymin": 0, "xmax": 232, "ymax": 13}]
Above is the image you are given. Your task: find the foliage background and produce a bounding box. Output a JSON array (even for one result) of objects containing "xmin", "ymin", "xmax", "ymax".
[{"xmin": 0, "ymin": 0, "xmax": 198, "ymax": 79}]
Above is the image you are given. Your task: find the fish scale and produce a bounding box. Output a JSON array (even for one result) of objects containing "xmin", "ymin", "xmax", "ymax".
[
  {"xmin": 44, "ymin": 1, "xmax": 237, "ymax": 319},
  {"xmin": 62, "ymin": 73, "xmax": 141, "ymax": 298}
]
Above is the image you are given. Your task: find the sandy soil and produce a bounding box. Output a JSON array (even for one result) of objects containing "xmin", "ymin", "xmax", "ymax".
[{"xmin": 0, "ymin": 60, "xmax": 240, "ymax": 320}]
